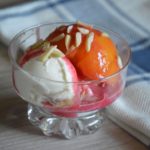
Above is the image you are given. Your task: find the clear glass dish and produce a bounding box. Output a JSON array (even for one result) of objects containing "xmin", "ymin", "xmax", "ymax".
[{"xmin": 8, "ymin": 22, "xmax": 131, "ymax": 139}]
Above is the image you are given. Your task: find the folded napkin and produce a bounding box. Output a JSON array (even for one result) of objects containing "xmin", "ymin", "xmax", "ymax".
[
  {"xmin": 0, "ymin": 0, "xmax": 75, "ymax": 45},
  {"xmin": 0, "ymin": 0, "xmax": 150, "ymax": 146},
  {"xmin": 106, "ymin": 74, "xmax": 150, "ymax": 146}
]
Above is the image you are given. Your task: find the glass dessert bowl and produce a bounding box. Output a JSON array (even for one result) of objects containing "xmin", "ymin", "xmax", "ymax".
[{"xmin": 8, "ymin": 22, "xmax": 131, "ymax": 139}]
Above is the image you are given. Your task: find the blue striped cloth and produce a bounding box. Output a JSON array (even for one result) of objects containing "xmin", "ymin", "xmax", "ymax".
[{"xmin": 0, "ymin": 0, "xmax": 150, "ymax": 145}]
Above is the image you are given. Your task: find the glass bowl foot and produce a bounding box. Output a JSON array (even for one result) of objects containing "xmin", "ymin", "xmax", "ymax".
[{"xmin": 27, "ymin": 104, "xmax": 104, "ymax": 139}]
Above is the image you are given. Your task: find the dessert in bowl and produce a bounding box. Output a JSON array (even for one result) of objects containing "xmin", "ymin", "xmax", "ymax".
[{"xmin": 9, "ymin": 22, "xmax": 130, "ymax": 139}]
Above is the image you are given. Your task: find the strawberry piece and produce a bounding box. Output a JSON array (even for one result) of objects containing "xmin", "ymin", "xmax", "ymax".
[{"xmin": 79, "ymin": 85, "xmax": 122, "ymax": 111}]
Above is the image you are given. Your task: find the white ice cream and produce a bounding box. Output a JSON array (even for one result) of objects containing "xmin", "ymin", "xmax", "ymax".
[{"xmin": 14, "ymin": 50, "xmax": 77, "ymax": 107}]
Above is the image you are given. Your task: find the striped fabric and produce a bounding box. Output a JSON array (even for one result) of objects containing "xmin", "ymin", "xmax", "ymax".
[{"xmin": 0, "ymin": 0, "xmax": 150, "ymax": 145}]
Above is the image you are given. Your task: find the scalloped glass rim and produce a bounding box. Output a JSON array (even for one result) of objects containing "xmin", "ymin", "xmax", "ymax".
[{"xmin": 8, "ymin": 22, "xmax": 131, "ymax": 84}]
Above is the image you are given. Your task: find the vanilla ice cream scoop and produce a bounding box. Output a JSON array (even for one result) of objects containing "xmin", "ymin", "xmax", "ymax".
[{"xmin": 14, "ymin": 45, "xmax": 78, "ymax": 107}]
